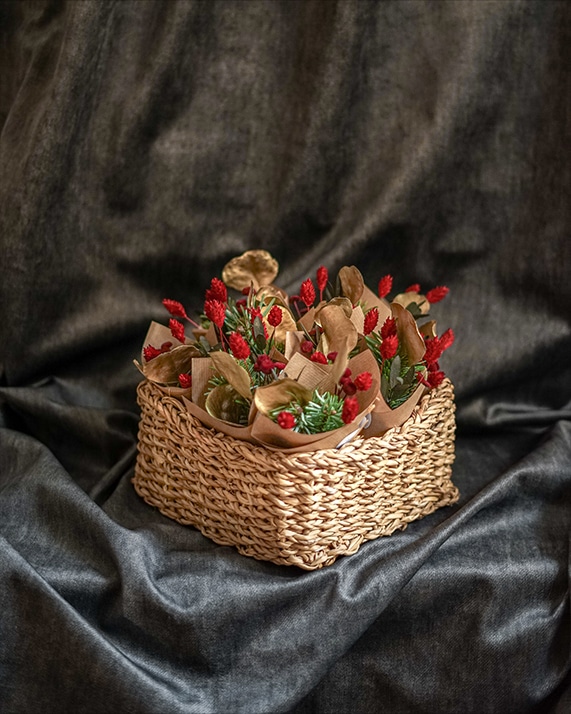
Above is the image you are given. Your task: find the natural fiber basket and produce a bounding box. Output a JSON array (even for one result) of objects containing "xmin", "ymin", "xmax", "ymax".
[{"xmin": 133, "ymin": 377, "xmax": 458, "ymax": 569}]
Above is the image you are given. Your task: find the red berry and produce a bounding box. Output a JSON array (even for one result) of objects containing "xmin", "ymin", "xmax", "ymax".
[
  {"xmin": 178, "ymin": 373, "xmax": 192, "ymax": 389},
  {"xmin": 277, "ymin": 411, "xmax": 296, "ymax": 429}
]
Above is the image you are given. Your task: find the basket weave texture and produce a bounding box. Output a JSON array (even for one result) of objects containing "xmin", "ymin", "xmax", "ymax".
[{"xmin": 133, "ymin": 378, "xmax": 459, "ymax": 569}]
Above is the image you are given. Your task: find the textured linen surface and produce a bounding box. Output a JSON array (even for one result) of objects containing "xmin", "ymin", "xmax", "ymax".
[{"xmin": 1, "ymin": 1, "xmax": 570, "ymax": 712}]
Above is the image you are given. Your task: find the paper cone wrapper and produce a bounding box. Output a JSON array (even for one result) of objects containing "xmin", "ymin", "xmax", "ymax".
[
  {"xmin": 181, "ymin": 396, "xmax": 258, "ymax": 444},
  {"xmin": 249, "ymin": 349, "xmax": 380, "ymax": 452},
  {"xmin": 364, "ymin": 381, "xmax": 427, "ymax": 437}
]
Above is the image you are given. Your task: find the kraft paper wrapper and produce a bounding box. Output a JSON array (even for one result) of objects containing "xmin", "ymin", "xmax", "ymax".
[
  {"xmin": 154, "ymin": 383, "xmax": 193, "ymax": 399},
  {"xmin": 284, "ymin": 331, "xmax": 306, "ymax": 360},
  {"xmin": 191, "ymin": 357, "xmax": 216, "ymax": 409},
  {"xmin": 390, "ymin": 302, "xmax": 426, "ymax": 364},
  {"xmin": 250, "ymin": 349, "xmax": 380, "ymax": 452},
  {"xmin": 192, "ymin": 323, "xmax": 217, "ymax": 347},
  {"xmin": 283, "ymin": 352, "xmax": 330, "ymax": 389},
  {"xmin": 297, "ymin": 304, "xmax": 322, "ymax": 334},
  {"xmin": 364, "ymin": 381, "xmax": 427, "ymax": 438},
  {"xmin": 181, "ymin": 396, "xmax": 258, "ymax": 444},
  {"xmin": 140, "ymin": 321, "xmax": 185, "ymax": 364},
  {"xmin": 350, "ymin": 305, "xmax": 365, "ymax": 335}
]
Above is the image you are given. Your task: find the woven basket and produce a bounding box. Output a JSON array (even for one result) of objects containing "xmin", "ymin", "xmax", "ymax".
[{"xmin": 133, "ymin": 378, "xmax": 459, "ymax": 569}]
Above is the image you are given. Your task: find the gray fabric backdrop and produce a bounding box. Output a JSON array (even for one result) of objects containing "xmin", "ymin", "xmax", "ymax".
[{"xmin": 1, "ymin": 1, "xmax": 570, "ymax": 712}]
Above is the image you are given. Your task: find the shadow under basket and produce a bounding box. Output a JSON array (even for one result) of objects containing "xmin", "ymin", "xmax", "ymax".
[{"xmin": 133, "ymin": 379, "xmax": 459, "ymax": 570}]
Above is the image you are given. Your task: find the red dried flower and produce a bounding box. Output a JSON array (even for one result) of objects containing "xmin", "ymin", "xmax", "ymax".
[
  {"xmin": 229, "ymin": 332, "xmax": 250, "ymax": 360},
  {"xmin": 249, "ymin": 306, "xmax": 263, "ymax": 321},
  {"xmin": 310, "ymin": 351, "xmax": 328, "ymax": 364},
  {"xmin": 427, "ymin": 370, "xmax": 445, "ymax": 388},
  {"xmin": 423, "ymin": 337, "xmax": 444, "ymax": 365},
  {"xmin": 241, "ymin": 286, "xmax": 251, "ymax": 296},
  {"xmin": 300, "ymin": 278, "xmax": 316, "ymax": 307},
  {"xmin": 354, "ymin": 372, "xmax": 373, "ymax": 391},
  {"xmin": 254, "ymin": 354, "xmax": 276, "ymax": 374},
  {"xmin": 426, "ymin": 286, "xmax": 449, "ymax": 304},
  {"xmin": 277, "ymin": 411, "xmax": 296, "ymax": 429},
  {"xmin": 205, "ymin": 277, "xmax": 228, "ymax": 304},
  {"xmin": 380, "ymin": 334, "xmax": 399, "ymax": 360},
  {"xmin": 342, "ymin": 368, "xmax": 352, "ymax": 380},
  {"xmin": 342, "ymin": 396, "xmax": 359, "ymax": 424},
  {"xmin": 300, "ymin": 340, "xmax": 314, "ymax": 355},
  {"xmin": 316, "ymin": 266, "xmax": 328, "ymax": 297},
  {"xmin": 268, "ymin": 305, "xmax": 283, "ymax": 327},
  {"xmin": 143, "ymin": 344, "xmax": 162, "ymax": 362},
  {"xmin": 160, "ymin": 342, "xmax": 173, "ymax": 352},
  {"xmin": 327, "ymin": 351, "xmax": 338, "ymax": 363},
  {"xmin": 377, "ymin": 275, "xmax": 393, "ymax": 299},
  {"xmin": 405, "ymin": 284, "xmax": 421, "ymax": 293},
  {"xmin": 236, "ymin": 299, "xmax": 247, "ymax": 309},
  {"xmin": 178, "ymin": 373, "xmax": 192, "ymax": 389},
  {"xmin": 439, "ymin": 328, "xmax": 455, "ymax": 351},
  {"xmin": 204, "ymin": 299, "xmax": 226, "ymax": 328},
  {"xmin": 169, "ymin": 319, "xmax": 186, "ymax": 344},
  {"xmin": 363, "ymin": 307, "xmax": 379, "ymax": 336},
  {"xmin": 342, "ymin": 380, "xmax": 357, "ymax": 396},
  {"xmin": 380, "ymin": 317, "xmax": 397, "ymax": 340},
  {"xmin": 162, "ymin": 299, "xmax": 188, "ymax": 319},
  {"xmin": 273, "ymin": 361, "xmax": 286, "ymax": 371},
  {"xmin": 249, "ymin": 307, "xmax": 268, "ymax": 337}
]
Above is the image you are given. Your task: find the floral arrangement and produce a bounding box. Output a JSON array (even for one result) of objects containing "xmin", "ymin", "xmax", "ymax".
[{"xmin": 135, "ymin": 250, "xmax": 453, "ymax": 452}]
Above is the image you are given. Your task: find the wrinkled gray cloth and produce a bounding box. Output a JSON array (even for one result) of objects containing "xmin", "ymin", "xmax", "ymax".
[{"xmin": 1, "ymin": 1, "xmax": 570, "ymax": 712}]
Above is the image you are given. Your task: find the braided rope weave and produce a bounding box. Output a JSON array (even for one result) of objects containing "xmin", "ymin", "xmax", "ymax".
[{"xmin": 133, "ymin": 379, "xmax": 459, "ymax": 569}]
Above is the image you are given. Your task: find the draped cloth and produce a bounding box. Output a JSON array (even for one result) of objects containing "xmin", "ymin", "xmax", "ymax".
[{"xmin": 1, "ymin": 1, "xmax": 570, "ymax": 711}]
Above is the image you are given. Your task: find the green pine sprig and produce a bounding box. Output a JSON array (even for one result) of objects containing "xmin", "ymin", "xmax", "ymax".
[{"xmin": 270, "ymin": 390, "xmax": 345, "ymax": 435}]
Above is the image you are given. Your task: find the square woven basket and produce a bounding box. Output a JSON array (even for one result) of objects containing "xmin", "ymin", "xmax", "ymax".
[{"xmin": 133, "ymin": 377, "xmax": 459, "ymax": 569}]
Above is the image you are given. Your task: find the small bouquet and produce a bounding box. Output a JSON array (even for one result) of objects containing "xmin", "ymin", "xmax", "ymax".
[{"xmin": 135, "ymin": 250, "xmax": 454, "ymax": 452}]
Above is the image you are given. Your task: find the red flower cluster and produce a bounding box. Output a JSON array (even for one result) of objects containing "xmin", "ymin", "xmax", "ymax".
[
  {"xmin": 169, "ymin": 319, "xmax": 186, "ymax": 344},
  {"xmin": 426, "ymin": 286, "xmax": 449, "ymax": 304},
  {"xmin": 254, "ymin": 354, "xmax": 285, "ymax": 374},
  {"xmin": 162, "ymin": 299, "xmax": 187, "ymax": 319},
  {"xmin": 405, "ymin": 283, "xmax": 420, "ymax": 293},
  {"xmin": 277, "ymin": 411, "xmax": 296, "ymax": 429},
  {"xmin": 353, "ymin": 372, "xmax": 373, "ymax": 392},
  {"xmin": 205, "ymin": 277, "xmax": 228, "ymax": 304},
  {"xmin": 143, "ymin": 341, "xmax": 173, "ymax": 362},
  {"xmin": 267, "ymin": 305, "xmax": 283, "ymax": 327},
  {"xmin": 178, "ymin": 373, "xmax": 192, "ymax": 389},
  {"xmin": 204, "ymin": 299, "xmax": 226, "ymax": 328},
  {"xmin": 380, "ymin": 317, "xmax": 397, "ymax": 340},
  {"xmin": 424, "ymin": 329, "xmax": 455, "ymax": 366},
  {"xmin": 380, "ymin": 334, "xmax": 399, "ymax": 360},
  {"xmin": 342, "ymin": 397, "xmax": 359, "ymax": 424},
  {"xmin": 363, "ymin": 307, "xmax": 379, "ymax": 336},
  {"xmin": 300, "ymin": 278, "xmax": 316, "ymax": 307},
  {"xmin": 377, "ymin": 275, "xmax": 393, "ymax": 299},
  {"xmin": 340, "ymin": 369, "xmax": 372, "ymax": 395},
  {"xmin": 229, "ymin": 332, "xmax": 250, "ymax": 360},
  {"xmin": 316, "ymin": 266, "xmax": 328, "ymax": 299},
  {"xmin": 310, "ymin": 351, "xmax": 328, "ymax": 364},
  {"xmin": 301, "ymin": 340, "xmax": 314, "ymax": 355}
]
